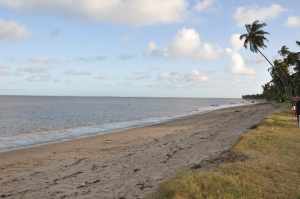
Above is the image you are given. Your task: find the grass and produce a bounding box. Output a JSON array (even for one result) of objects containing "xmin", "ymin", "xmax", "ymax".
[{"xmin": 148, "ymin": 110, "xmax": 300, "ymax": 199}]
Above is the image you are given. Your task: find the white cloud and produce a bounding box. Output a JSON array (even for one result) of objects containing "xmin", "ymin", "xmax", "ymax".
[
  {"xmin": 159, "ymin": 70, "xmax": 208, "ymax": 85},
  {"xmin": 0, "ymin": 0, "xmax": 187, "ymax": 26},
  {"xmin": 94, "ymin": 74, "xmax": 108, "ymax": 80},
  {"xmin": 186, "ymin": 70, "xmax": 209, "ymax": 82},
  {"xmin": 118, "ymin": 54, "xmax": 135, "ymax": 61},
  {"xmin": 127, "ymin": 72, "xmax": 150, "ymax": 80},
  {"xmin": 227, "ymin": 34, "xmax": 256, "ymax": 76},
  {"xmin": 234, "ymin": 4, "xmax": 285, "ymax": 25},
  {"xmin": 64, "ymin": 70, "xmax": 91, "ymax": 76},
  {"xmin": 75, "ymin": 56, "xmax": 107, "ymax": 62},
  {"xmin": 286, "ymin": 16, "xmax": 300, "ymax": 28},
  {"xmin": 25, "ymin": 74, "xmax": 52, "ymax": 82},
  {"xmin": 230, "ymin": 52, "xmax": 256, "ymax": 76},
  {"xmin": 18, "ymin": 66, "xmax": 49, "ymax": 74},
  {"xmin": 169, "ymin": 28, "xmax": 202, "ymax": 57},
  {"xmin": 16, "ymin": 66, "xmax": 53, "ymax": 82},
  {"xmin": 0, "ymin": 65, "xmax": 11, "ymax": 76},
  {"xmin": 146, "ymin": 41, "xmax": 168, "ymax": 57},
  {"xmin": 26, "ymin": 56, "xmax": 107, "ymax": 65},
  {"xmin": 148, "ymin": 28, "xmax": 222, "ymax": 60},
  {"xmin": 245, "ymin": 56, "xmax": 265, "ymax": 65},
  {"xmin": 28, "ymin": 57, "xmax": 56, "ymax": 65},
  {"xmin": 0, "ymin": 19, "xmax": 29, "ymax": 41},
  {"xmin": 147, "ymin": 41, "xmax": 157, "ymax": 53},
  {"xmin": 230, "ymin": 34, "xmax": 244, "ymax": 51},
  {"xmin": 194, "ymin": 0, "xmax": 215, "ymax": 12}
]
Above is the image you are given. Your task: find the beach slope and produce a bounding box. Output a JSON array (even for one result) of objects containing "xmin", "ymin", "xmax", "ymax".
[
  {"xmin": 149, "ymin": 109, "xmax": 300, "ymax": 199},
  {"xmin": 0, "ymin": 103, "xmax": 274, "ymax": 199}
]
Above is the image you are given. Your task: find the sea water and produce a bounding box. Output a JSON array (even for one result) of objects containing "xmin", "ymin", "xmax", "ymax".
[{"xmin": 0, "ymin": 96, "xmax": 249, "ymax": 152}]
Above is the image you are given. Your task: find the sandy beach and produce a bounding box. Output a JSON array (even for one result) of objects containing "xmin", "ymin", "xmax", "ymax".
[{"xmin": 0, "ymin": 103, "xmax": 275, "ymax": 199}]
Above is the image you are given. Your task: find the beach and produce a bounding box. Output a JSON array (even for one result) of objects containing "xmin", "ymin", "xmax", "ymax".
[{"xmin": 0, "ymin": 103, "xmax": 274, "ymax": 199}]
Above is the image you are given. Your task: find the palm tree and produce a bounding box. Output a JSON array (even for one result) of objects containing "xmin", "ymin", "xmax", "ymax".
[
  {"xmin": 279, "ymin": 46, "xmax": 290, "ymax": 57},
  {"xmin": 240, "ymin": 20, "xmax": 295, "ymax": 98},
  {"xmin": 240, "ymin": 20, "xmax": 274, "ymax": 67}
]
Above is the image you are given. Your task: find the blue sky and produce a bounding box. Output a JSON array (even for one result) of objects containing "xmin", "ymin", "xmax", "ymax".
[{"xmin": 0, "ymin": 0, "xmax": 299, "ymax": 98}]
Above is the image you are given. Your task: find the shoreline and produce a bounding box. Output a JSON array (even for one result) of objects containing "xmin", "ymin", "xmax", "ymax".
[
  {"xmin": 0, "ymin": 103, "xmax": 274, "ymax": 199},
  {"xmin": 150, "ymin": 107, "xmax": 300, "ymax": 198},
  {"xmin": 0, "ymin": 101, "xmax": 254, "ymax": 153}
]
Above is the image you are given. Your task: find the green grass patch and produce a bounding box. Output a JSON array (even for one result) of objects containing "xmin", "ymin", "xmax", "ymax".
[{"xmin": 148, "ymin": 111, "xmax": 300, "ymax": 199}]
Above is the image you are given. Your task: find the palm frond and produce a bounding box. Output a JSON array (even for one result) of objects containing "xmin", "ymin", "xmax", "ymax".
[
  {"xmin": 240, "ymin": 34, "xmax": 247, "ymax": 40},
  {"xmin": 245, "ymin": 24, "xmax": 251, "ymax": 33},
  {"xmin": 240, "ymin": 20, "xmax": 269, "ymax": 54},
  {"xmin": 255, "ymin": 30, "xmax": 270, "ymax": 35},
  {"xmin": 244, "ymin": 38, "xmax": 249, "ymax": 48}
]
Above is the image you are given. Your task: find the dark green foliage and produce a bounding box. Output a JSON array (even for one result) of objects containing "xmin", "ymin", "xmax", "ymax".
[
  {"xmin": 242, "ymin": 94, "xmax": 264, "ymax": 100},
  {"xmin": 241, "ymin": 21, "xmax": 300, "ymax": 102},
  {"xmin": 263, "ymin": 41, "xmax": 300, "ymax": 102},
  {"xmin": 240, "ymin": 20, "xmax": 269, "ymax": 53}
]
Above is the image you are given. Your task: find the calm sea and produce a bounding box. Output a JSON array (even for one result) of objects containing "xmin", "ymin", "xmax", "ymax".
[{"xmin": 0, "ymin": 96, "xmax": 248, "ymax": 152}]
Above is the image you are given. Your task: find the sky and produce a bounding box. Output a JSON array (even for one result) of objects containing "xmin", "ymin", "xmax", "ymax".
[{"xmin": 0, "ymin": 0, "xmax": 299, "ymax": 98}]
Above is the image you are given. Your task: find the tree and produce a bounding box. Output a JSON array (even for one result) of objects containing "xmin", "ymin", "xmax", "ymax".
[
  {"xmin": 279, "ymin": 46, "xmax": 290, "ymax": 57},
  {"xmin": 240, "ymin": 20, "xmax": 294, "ymax": 98},
  {"xmin": 280, "ymin": 41, "xmax": 300, "ymax": 96},
  {"xmin": 261, "ymin": 41, "xmax": 300, "ymax": 101},
  {"xmin": 271, "ymin": 59, "xmax": 291, "ymax": 99},
  {"xmin": 240, "ymin": 20, "xmax": 273, "ymax": 67},
  {"xmin": 292, "ymin": 41, "xmax": 300, "ymax": 95}
]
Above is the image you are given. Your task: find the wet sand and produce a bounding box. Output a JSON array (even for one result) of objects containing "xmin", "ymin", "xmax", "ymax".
[{"xmin": 0, "ymin": 103, "xmax": 275, "ymax": 199}]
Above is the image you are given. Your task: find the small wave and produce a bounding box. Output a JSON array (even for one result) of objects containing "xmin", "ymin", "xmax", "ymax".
[{"xmin": 0, "ymin": 101, "xmax": 250, "ymax": 152}]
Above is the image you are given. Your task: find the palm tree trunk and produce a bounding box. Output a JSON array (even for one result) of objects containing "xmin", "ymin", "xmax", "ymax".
[
  {"xmin": 257, "ymin": 49, "xmax": 274, "ymax": 67},
  {"xmin": 257, "ymin": 49, "xmax": 293, "ymax": 98}
]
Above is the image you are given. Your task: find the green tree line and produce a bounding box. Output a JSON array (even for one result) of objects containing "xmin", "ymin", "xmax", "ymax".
[{"xmin": 241, "ymin": 20, "xmax": 300, "ymax": 102}]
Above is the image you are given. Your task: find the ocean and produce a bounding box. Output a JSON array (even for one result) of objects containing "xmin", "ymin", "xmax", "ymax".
[{"xmin": 0, "ymin": 96, "xmax": 248, "ymax": 152}]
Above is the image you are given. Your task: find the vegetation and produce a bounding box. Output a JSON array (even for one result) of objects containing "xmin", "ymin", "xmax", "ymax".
[
  {"xmin": 242, "ymin": 94, "xmax": 264, "ymax": 100},
  {"xmin": 240, "ymin": 20, "xmax": 300, "ymax": 102},
  {"xmin": 240, "ymin": 21, "xmax": 273, "ymax": 67},
  {"xmin": 148, "ymin": 110, "xmax": 300, "ymax": 199},
  {"xmin": 148, "ymin": 21, "xmax": 300, "ymax": 199}
]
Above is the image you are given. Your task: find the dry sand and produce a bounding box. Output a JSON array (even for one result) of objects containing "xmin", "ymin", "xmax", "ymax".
[{"xmin": 0, "ymin": 103, "xmax": 275, "ymax": 199}]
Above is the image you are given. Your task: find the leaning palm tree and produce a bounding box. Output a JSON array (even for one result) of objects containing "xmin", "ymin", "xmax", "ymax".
[
  {"xmin": 240, "ymin": 20, "xmax": 294, "ymax": 98},
  {"xmin": 240, "ymin": 20, "xmax": 274, "ymax": 67}
]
